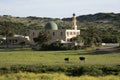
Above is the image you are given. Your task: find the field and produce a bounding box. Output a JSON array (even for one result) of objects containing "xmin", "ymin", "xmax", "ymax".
[
  {"xmin": 0, "ymin": 49, "xmax": 120, "ymax": 66},
  {"xmin": 0, "ymin": 72, "xmax": 120, "ymax": 80},
  {"xmin": 0, "ymin": 48, "xmax": 120, "ymax": 79}
]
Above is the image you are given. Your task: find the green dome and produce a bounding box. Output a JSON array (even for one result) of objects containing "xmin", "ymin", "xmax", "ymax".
[{"xmin": 45, "ymin": 21, "xmax": 58, "ymax": 30}]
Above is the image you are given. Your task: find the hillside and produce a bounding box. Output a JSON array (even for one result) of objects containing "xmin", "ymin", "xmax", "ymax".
[
  {"xmin": 62, "ymin": 13, "xmax": 120, "ymax": 30},
  {"xmin": 63, "ymin": 13, "xmax": 120, "ymax": 22},
  {"xmin": 0, "ymin": 15, "xmax": 60, "ymax": 35},
  {"xmin": 0, "ymin": 13, "xmax": 120, "ymax": 37}
]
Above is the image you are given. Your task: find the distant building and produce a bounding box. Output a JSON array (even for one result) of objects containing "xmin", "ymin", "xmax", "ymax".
[
  {"xmin": 29, "ymin": 14, "xmax": 80, "ymax": 44},
  {"xmin": 0, "ymin": 35, "xmax": 30, "ymax": 48}
]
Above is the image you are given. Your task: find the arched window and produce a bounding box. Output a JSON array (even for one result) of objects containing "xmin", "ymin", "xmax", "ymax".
[
  {"xmin": 74, "ymin": 32, "xmax": 76, "ymax": 35},
  {"xmin": 77, "ymin": 32, "xmax": 79, "ymax": 35},
  {"xmin": 61, "ymin": 32, "xmax": 63, "ymax": 36},
  {"xmin": 33, "ymin": 32, "xmax": 35, "ymax": 36},
  {"xmin": 67, "ymin": 32, "xmax": 69, "ymax": 36},
  {"xmin": 67, "ymin": 39, "xmax": 70, "ymax": 42},
  {"xmin": 53, "ymin": 32, "xmax": 55, "ymax": 36}
]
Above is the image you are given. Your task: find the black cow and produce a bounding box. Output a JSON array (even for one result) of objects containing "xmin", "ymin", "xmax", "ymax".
[
  {"xmin": 64, "ymin": 58, "xmax": 69, "ymax": 62},
  {"xmin": 79, "ymin": 57, "xmax": 85, "ymax": 63}
]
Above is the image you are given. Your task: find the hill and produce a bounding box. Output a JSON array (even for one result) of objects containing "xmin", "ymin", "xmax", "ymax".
[
  {"xmin": 63, "ymin": 13, "xmax": 120, "ymax": 22},
  {"xmin": 62, "ymin": 13, "xmax": 120, "ymax": 29},
  {"xmin": 0, "ymin": 13, "xmax": 120, "ymax": 43},
  {"xmin": 0, "ymin": 15, "xmax": 60, "ymax": 35}
]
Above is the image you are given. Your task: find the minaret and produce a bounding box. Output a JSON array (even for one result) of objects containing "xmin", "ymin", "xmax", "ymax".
[{"xmin": 72, "ymin": 13, "xmax": 77, "ymax": 30}]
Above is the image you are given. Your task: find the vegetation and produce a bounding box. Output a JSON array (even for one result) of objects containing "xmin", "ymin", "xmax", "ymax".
[
  {"xmin": 63, "ymin": 13, "xmax": 120, "ymax": 44},
  {"xmin": 0, "ymin": 72, "xmax": 120, "ymax": 80},
  {"xmin": 0, "ymin": 13, "xmax": 120, "ymax": 49},
  {"xmin": 0, "ymin": 13, "xmax": 120, "ymax": 42},
  {"xmin": 82, "ymin": 25, "xmax": 102, "ymax": 47},
  {"xmin": 34, "ymin": 41, "xmax": 76, "ymax": 50},
  {"xmin": 0, "ymin": 13, "xmax": 120, "ymax": 78},
  {"xmin": 33, "ymin": 31, "xmax": 78, "ymax": 50},
  {"xmin": 0, "ymin": 21, "xmax": 15, "ymax": 36},
  {"xmin": 0, "ymin": 49, "xmax": 119, "ymax": 76},
  {"xmin": 0, "ymin": 15, "xmax": 59, "ymax": 35},
  {"xmin": 33, "ymin": 30, "xmax": 51, "ymax": 50},
  {"xmin": 0, "ymin": 49, "xmax": 119, "ymax": 66},
  {"xmin": 0, "ymin": 21, "xmax": 15, "ymax": 48},
  {"xmin": 0, "ymin": 64, "xmax": 120, "ymax": 76},
  {"xmin": 47, "ymin": 41, "xmax": 75, "ymax": 50}
]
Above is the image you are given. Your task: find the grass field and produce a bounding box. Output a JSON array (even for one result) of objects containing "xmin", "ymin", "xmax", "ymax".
[
  {"xmin": 0, "ymin": 49, "xmax": 120, "ymax": 79},
  {"xmin": 0, "ymin": 72, "xmax": 120, "ymax": 80},
  {"xmin": 0, "ymin": 48, "xmax": 120, "ymax": 66}
]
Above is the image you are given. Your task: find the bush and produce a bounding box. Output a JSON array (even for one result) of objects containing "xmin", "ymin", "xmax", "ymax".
[
  {"xmin": 32, "ymin": 41, "xmax": 82, "ymax": 51},
  {"xmin": 0, "ymin": 65, "xmax": 120, "ymax": 76}
]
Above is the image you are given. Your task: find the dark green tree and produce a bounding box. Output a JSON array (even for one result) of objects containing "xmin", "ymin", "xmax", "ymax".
[
  {"xmin": 83, "ymin": 25, "xmax": 102, "ymax": 47},
  {"xmin": 33, "ymin": 30, "xmax": 51, "ymax": 50},
  {"xmin": 70, "ymin": 35, "xmax": 83, "ymax": 43},
  {"xmin": 0, "ymin": 21, "xmax": 15, "ymax": 48}
]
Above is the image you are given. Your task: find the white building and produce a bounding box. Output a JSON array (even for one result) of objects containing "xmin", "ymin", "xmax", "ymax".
[{"xmin": 29, "ymin": 14, "xmax": 80, "ymax": 44}]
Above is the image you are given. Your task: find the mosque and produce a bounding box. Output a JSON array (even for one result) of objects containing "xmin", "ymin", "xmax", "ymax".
[{"xmin": 29, "ymin": 14, "xmax": 80, "ymax": 44}]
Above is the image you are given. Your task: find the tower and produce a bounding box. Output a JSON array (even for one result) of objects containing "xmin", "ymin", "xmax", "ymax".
[{"xmin": 72, "ymin": 13, "xmax": 77, "ymax": 30}]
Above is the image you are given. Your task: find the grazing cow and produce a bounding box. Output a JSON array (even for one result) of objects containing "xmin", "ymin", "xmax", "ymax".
[
  {"xmin": 64, "ymin": 58, "xmax": 69, "ymax": 62},
  {"xmin": 79, "ymin": 57, "xmax": 85, "ymax": 63},
  {"xmin": 117, "ymin": 65, "xmax": 120, "ymax": 67}
]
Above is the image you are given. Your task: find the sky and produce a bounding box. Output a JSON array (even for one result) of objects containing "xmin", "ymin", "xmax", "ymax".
[{"xmin": 0, "ymin": 0, "xmax": 120, "ymax": 18}]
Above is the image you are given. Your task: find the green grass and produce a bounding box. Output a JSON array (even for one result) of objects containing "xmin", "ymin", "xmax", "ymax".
[{"xmin": 0, "ymin": 49, "xmax": 120, "ymax": 67}]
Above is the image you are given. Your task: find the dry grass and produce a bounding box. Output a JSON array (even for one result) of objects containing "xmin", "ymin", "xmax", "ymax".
[{"xmin": 0, "ymin": 72, "xmax": 120, "ymax": 80}]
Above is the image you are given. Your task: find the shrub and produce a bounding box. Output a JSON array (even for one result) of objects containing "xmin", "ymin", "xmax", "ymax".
[{"xmin": 0, "ymin": 65, "xmax": 120, "ymax": 76}]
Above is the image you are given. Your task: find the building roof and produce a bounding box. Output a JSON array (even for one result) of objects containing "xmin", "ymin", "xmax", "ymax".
[{"xmin": 45, "ymin": 21, "xmax": 58, "ymax": 30}]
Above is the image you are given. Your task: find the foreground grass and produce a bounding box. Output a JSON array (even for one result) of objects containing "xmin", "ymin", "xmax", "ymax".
[
  {"xmin": 0, "ymin": 72, "xmax": 120, "ymax": 80},
  {"xmin": 0, "ymin": 49, "xmax": 120, "ymax": 77},
  {"xmin": 0, "ymin": 49, "xmax": 120, "ymax": 66}
]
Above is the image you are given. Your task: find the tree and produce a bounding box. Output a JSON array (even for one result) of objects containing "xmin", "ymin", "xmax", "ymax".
[
  {"xmin": 33, "ymin": 30, "xmax": 51, "ymax": 50},
  {"xmin": 19, "ymin": 38, "xmax": 30, "ymax": 48},
  {"xmin": 33, "ymin": 30, "xmax": 51, "ymax": 44},
  {"xmin": 83, "ymin": 24, "xmax": 102, "ymax": 47},
  {"xmin": 0, "ymin": 21, "xmax": 15, "ymax": 48},
  {"xmin": 70, "ymin": 35, "xmax": 83, "ymax": 43}
]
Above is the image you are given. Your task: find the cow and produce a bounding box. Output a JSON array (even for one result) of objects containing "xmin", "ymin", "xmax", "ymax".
[
  {"xmin": 64, "ymin": 58, "xmax": 69, "ymax": 62},
  {"xmin": 79, "ymin": 57, "xmax": 85, "ymax": 63}
]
